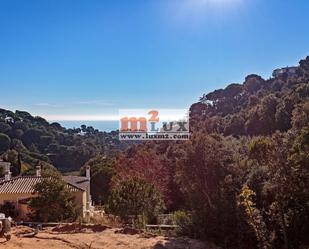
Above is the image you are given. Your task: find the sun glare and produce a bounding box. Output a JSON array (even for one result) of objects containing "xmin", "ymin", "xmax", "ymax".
[
  {"xmin": 189, "ymin": 0, "xmax": 243, "ymax": 5},
  {"xmin": 173, "ymin": 0, "xmax": 244, "ymax": 23},
  {"xmin": 183, "ymin": 0, "xmax": 244, "ymax": 10}
]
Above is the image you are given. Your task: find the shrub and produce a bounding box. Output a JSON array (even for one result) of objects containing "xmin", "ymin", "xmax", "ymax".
[
  {"xmin": 107, "ymin": 177, "xmax": 165, "ymax": 222},
  {"xmin": 0, "ymin": 202, "xmax": 18, "ymax": 218},
  {"xmin": 173, "ymin": 211, "xmax": 193, "ymax": 236}
]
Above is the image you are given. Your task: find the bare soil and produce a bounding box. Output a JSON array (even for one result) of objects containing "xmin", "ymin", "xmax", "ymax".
[{"xmin": 0, "ymin": 225, "xmax": 218, "ymax": 249}]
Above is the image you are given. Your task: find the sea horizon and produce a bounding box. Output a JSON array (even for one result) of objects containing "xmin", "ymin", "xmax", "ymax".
[{"xmin": 54, "ymin": 120, "xmax": 119, "ymax": 132}]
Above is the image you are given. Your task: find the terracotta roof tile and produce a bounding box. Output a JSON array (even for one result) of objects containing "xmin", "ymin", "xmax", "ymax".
[{"xmin": 0, "ymin": 176, "xmax": 83, "ymax": 194}]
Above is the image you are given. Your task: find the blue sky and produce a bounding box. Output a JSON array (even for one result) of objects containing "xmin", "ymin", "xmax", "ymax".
[{"xmin": 0, "ymin": 0, "xmax": 309, "ymax": 121}]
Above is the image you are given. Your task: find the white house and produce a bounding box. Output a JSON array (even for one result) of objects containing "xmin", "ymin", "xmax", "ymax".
[
  {"xmin": 0, "ymin": 162, "xmax": 93, "ymax": 220},
  {"xmin": 4, "ymin": 117, "xmax": 14, "ymax": 124},
  {"xmin": 272, "ymin": 66, "xmax": 298, "ymax": 78}
]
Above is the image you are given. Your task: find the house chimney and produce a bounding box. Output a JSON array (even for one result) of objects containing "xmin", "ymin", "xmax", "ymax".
[
  {"xmin": 4, "ymin": 162, "xmax": 11, "ymax": 181},
  {"xmin": 86, "ymin": 165, "xmax": 90, "ymax": 179},
  {"xmin": 36, "ymin": 165, "xmax": 42, "ymax": 177},
  {"xmin": 85, "ymin": 165, "xmax": 92, "ymax": 209}
]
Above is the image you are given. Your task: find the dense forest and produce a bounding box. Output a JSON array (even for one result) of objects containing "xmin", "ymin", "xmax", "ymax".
[
  {"xmin": 0, "ymin": 56, "xmax": 308, "ymax": 249},
  {"xmin": 0, "ymin": 109, "xmax": 124, "ymax": 173},
  {"xmin": 94, "ymin": 56, "xmax": 308, "ymax": 249}
]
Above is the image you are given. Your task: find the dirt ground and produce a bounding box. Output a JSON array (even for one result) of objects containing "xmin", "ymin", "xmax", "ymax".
[{"xmin": 0, "ymin": 225, "xmax": 218, "ymax": 249}]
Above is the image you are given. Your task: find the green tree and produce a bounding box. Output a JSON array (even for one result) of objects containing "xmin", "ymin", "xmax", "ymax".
[
  {"xmin": 107, "ymin": 177, "xmax": 165, "ymax": 222},
  {"xmin": 245, "ymin": 130, "xmax": 309, "ymax": 249},
  {"xmin": 81, "ymin": 155, "xmax": 116, "ymax": 205},
  {"xmin": 244, "ymin": 74, "xmax": 264, "ymax": 93},
  {"xmin": 29, "ymin": 174, "xmax": 78, "ymax": 222},
  {"xmin": 21, "ymin": 128, "xmax": 43, "ymax": 148},
  {"xmin": 4, "ymin": 149, "xmax": 21, "ymax": 176},
  {"xmin": 258, "ymin": 94, "xmax": 279, "ymax": 134},
  {"xmin": 291, "ymin": 102, "xmax": 309, "ymax": 130},
  {"xmin": 283, "ymin": 127, "xmax": 309, "ymax": 248},
  {"xmin": 0, "ymin": 133, "xmax": 11, "ymax": 155},
  {"xmin": 175, "ymin": 133, "xmax": 253, "ymax": 247},
  {"xmin": 240, "ymin": 185, "xmax": 271, "ymax": 249},
  {"xmin": 299, "ymin": 56, "xmax": 309, "ymax": 77},
  {"xmin": 0, "ymin": 122, "xmax": 12, "ymax": 133}
]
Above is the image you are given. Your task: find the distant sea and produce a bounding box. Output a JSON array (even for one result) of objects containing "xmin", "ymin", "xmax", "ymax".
[{"xmin": 56, "ymin": 121, "xmax": 119, "ymax": 132}]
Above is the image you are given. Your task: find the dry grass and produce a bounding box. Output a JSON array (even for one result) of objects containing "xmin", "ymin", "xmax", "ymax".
[{"xmin": 89, "ymin": 212, "xmax": 122, "ymax": 228}]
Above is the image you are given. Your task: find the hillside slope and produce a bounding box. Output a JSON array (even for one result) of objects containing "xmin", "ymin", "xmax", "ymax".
[
  {"xmin": 0, "ymin": 109, "xmax": 122, "ymax": 174},
  {"xmin": 190, "ymin": 56, "xmax": 309, "ymax": 136}
]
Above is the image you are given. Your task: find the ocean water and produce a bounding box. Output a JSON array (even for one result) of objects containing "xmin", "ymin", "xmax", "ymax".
[{"xmin": 57, "ymin": 121, "xmax": 119, "ymax": 132}]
